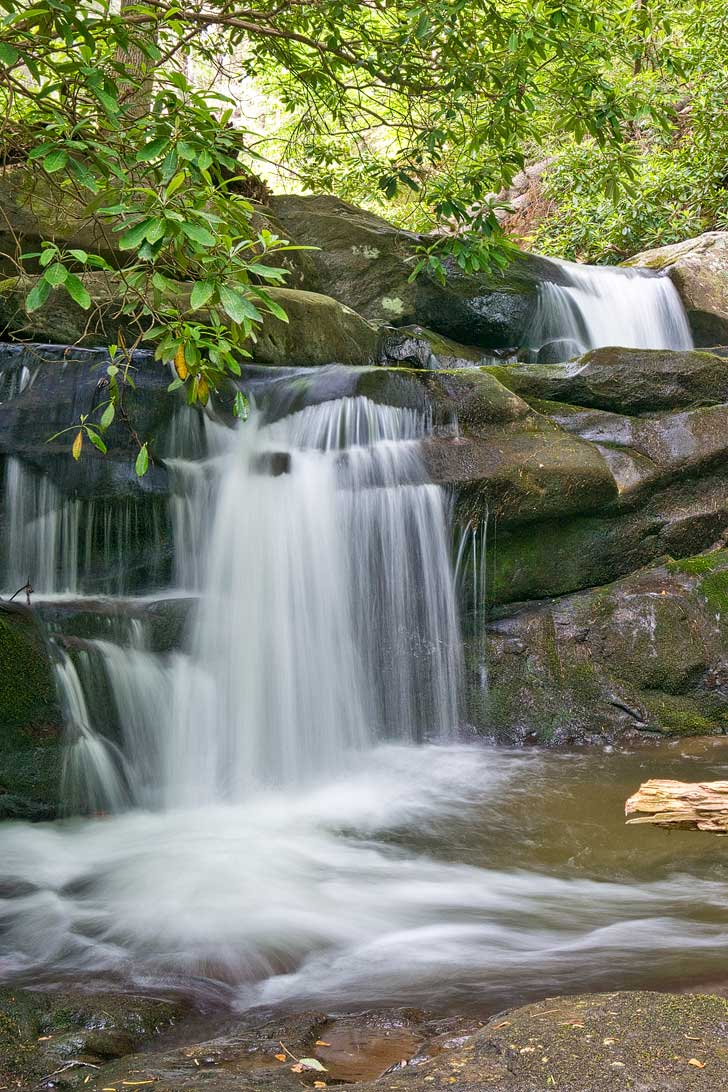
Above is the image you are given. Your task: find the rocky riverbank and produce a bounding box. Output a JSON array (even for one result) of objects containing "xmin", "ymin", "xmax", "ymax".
[{"xmin": 4, "ymin": 984, "xmax": 728, "ymax": 1091}]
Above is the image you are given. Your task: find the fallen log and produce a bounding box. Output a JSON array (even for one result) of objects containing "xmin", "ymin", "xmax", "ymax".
[{"xmin": 626, "ymin": 779, "xmax": 728, "ymax": 832}]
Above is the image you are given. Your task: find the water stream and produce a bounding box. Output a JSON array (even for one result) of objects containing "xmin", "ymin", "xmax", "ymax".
[{"xmin": 0, "ymin": 267, "xmax": 719, "ymax": 1017}]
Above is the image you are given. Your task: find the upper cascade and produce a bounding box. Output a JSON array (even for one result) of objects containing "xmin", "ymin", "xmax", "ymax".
[{"xmin": 527, "ymin": 261, "xmax": 694, "ymax": 362}]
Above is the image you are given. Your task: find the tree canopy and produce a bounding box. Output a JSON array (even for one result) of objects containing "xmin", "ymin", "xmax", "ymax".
[{"xmin": 1, "ymin": 0, "xmax": 726, "ymax": 460}]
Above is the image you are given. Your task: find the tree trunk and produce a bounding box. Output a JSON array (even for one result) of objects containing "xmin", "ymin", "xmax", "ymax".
[
  {"xmin": 115, "ymin": 0, "xmax": 157, "ymax": 120},
  {"xmin": 625, "ymin": 779, "xmax": 728, "ymax": 832}
]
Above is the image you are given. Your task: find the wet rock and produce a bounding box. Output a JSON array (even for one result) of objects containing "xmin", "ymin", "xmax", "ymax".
[
  {"xmin": 79, "ymin": 992, "xmax": 728, "ymax": 1092},
  {"xmin": 490, "ymin": 346, "xmax": 728, "ymax": 413},
  {"xmin": 627, "ymin": 231, "xmax": 728, "ymax": 345},
  {"xmin": 467, "ymin": 550, "xmax": 728, "ymax": 744},
  {"xmin": 0, "ymin": 601, "xmax": 62, "ymax": 820},
  {"xmin": 380, "ymin": 325, "xmax": 506, "ymax": 370},
  {"xmin": 268, "ymin": 194, "xmax": 565, "ymax": 349},
  {"xmin": 0, "ymin": 985, "xmax": 188, "ymax": 1088}
]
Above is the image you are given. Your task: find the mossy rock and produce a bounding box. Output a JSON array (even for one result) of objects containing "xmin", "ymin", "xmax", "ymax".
[
  {"xmin": 0, "ymin": 602, "xmax": 62, "ymax": 819},
  {"xmin": 471, "ymin": 552, "xmax": 728, "ymax": 744},
  {"xmin": 490, "ymin": 346, "xmax": 728, "ymax": 414},
  {"xmin": 0, "ymin": 986, "xmax": 188, "ymax": 1087}
]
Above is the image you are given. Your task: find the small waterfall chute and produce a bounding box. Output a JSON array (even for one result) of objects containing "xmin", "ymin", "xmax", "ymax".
[{"xmin": 527, "ymin": 261, "xmax": 693, "ymax": 362}]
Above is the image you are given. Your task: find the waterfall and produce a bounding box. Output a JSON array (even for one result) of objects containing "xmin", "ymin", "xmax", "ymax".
[
  {"xmin": 528, "ymin": 262, "xmax": 693, "ymax": 362},
  {"xmin": 160, "ymin": 395, "xmax": 462, "ymax": 807},
  {"xmin": 50, "ymin": 393, "xmax": 463, "ymax": 811}
]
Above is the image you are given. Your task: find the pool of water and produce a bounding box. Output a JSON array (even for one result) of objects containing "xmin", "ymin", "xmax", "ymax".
[{"xmin": 1, "ymin": 738, "xmax": 727, "ymax": 1015}]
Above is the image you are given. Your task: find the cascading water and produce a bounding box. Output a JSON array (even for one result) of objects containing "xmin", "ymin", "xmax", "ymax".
[
  {"xmin": 3, "ymin": 284, "xmax": 727, "ymax": 1017},
  {"xmin": 528, "ymin": 261, "xmax": 693, "ymax": 362}
]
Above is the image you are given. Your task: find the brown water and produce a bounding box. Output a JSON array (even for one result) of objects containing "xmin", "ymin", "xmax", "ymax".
[{"xmin": 2, "ymin": 738, "xmax": 728, "ymax": 1016}]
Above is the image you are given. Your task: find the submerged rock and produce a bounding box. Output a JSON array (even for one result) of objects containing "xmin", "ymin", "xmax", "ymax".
[
  {"xmin": 469, "ymin": 551, "xmax": 728, "ymax": 744},
  {"xmin": 627, "ymin": 230, "xmax": 728, "ymax": 345}
]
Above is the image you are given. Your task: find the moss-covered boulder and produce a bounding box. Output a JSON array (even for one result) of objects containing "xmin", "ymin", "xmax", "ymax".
[
  {"xmin": 0, "ymin": 602, "xmax": 62, "ymax": 819},
  {"xmin": 468, "ymin": 551, "xmax": 728, "ymax": 744},
  {"xmin": 268, "ymin": 194, "xmax": 564, "ymax": 349},
  {"xmin": 490, "ymin": 346, "xmax": 728, "ymax": 413},
  {"xmin": 0, "ymin": 986, "xmax": 187, "ymax": 1088},
  {"xmin": 627, "ymin": 230, "xmax": 728, "ymax": 346},
  {"xmin": 0, "ymin": 275, "xmax": 381, "ymax": 366}
]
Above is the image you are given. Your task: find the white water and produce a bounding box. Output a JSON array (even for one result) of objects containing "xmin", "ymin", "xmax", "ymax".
[
  {"xmin": 3, "ymin": 321, "xmax": 726, "ymax": 1014},
  {"xmin": 529, "ymin": 262, "xmax": 693, "ymax": 361}
]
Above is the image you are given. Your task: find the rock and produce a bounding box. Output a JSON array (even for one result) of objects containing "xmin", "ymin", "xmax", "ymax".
[
  {"xmin": 268, "ymin": 194, "xmax": 565, "ymax": 349},
  {"xmin": 0, "ymin": 985, "xmax": 188, "ymax": 1088},
  {"xmin": 468, "ymin": 551, "xmax": 728, "ymax": 744},
  {"xmin": 249, "ymin": 287, "xmax": 380, "ymax": 366},
  {"xmin": 534, "ymin": 399, "xmax": 728, "ymax": 501},
  {"xmin": 0, "ymin": 601, "xmax": 62, "ymax": 820},
  {"xmin": 490, "ymin": 346, "xmax": 728, "ymax": 413},
  {"xmin": 73, "ymin": 992, "xmax": 728, "ymax": 1092},
  {"xmin": 627, "ymin": 231, "xmax": 728, "ymax": 345},
  {"xmin": 379, "ymin": 325, "xmax": 507, "ymax": 370},
  {"xmin": 0, "ymin": 275, "xmax": 381, "ymax": 366}
]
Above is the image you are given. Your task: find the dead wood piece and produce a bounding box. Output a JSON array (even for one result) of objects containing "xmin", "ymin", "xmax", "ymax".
[{"xmin": 625, "ymin": 778, "xmax": 728, "ymax": 832}]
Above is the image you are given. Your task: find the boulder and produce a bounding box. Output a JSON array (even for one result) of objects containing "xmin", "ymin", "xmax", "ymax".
[
  {"xmin": 0, "ymin": 601, "xmax": 63, "ymax": 820},
  {"xmin": 379, "ymin": 324, "xmax": 506, "ymax": 369},
  {"xmin": 468, "ymin": 551, "xmax": 728, "ymax": 744},
  {"xmin": 268, "ymin": 194, "xmax": 564, "ymax": 349},
  {"xmin": 0, "ymin": 986, "xmax": 187, "ymax": 1088},
  {"xmin": 627, "ymin": 231, "xmax": 728, "ymax": 345},
  {"xmin": 490, "ymin": 346, "xmax": 728, "ymax": 413},
  {"xmin": 0, "ymin": 275, "xmax": 381, "ymax": 366}
]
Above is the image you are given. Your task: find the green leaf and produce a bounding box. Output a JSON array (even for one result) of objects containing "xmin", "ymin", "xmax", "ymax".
[
  {"xmin": 44, "ymin": 262, "xmax": 68, "ymax": 287},
  {"xmin": 118, "ymin": 219, "xmax": 154, "ymax": 251},
  {"xmin": 43, "ymin": 149, "xmax": 68, "ymax": 173},
  {"xmin": 0, "ymin": 42, "xmax": 19, "ymax": 65},
  {"xmin": 190, "ymin": 280, "xmax": 215, "ymax": 310},
  {"xmin": 64, "ymin": 274, "xmax": 92, "ymax": 309},
  {"xmin": 233, "ymin": 390, "xmax": 249, "ymax": 421},
  {"xmin": 135, "ymin": 443, "xmax": 149, "ymax": 477},
  {"xmin": 219, "ymin": 286, "xmax": 262, "ymax": 325},
  {"xmin": 25, "ymin": 278, "xmax": 51, "ymax": 312},
  {"xmin": 68, "ymin": 249, "xmax": 89, "ymax": 264},
  {"xmin": 136, "ymin": 135, "xmax": 170, "ymax": 162},
  {"xmin": 181, "ymin": 222, "xmax": 216, "ymax": 248},
  {"xmin": 88, "ymin": 430, "xmax": 107, "ymax": 454},
  {"xmin": 145, "ymin": 218, "xmax": 167, "ymax": 244},
  {"xmin": 165, "ymin": 171, "xmax": 187, "ymax": 199},
  {"xmin": 38, "ymin": 248, "xmax": 56, "ymax": 268},
  {"xmin": 99, "ymin": 403, "xmax": 115, "ymax": 430},
  {"xmin": 298, "ymin": 1060, "xmax": 327, "ymax": 1072}
]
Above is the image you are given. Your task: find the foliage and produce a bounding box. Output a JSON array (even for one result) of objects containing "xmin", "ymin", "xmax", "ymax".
[
  {"xmin": 530, "ymin": 1, "xmax": 728, "ymax": 262},
  {"xmin": 0, "ymin": 0, "xmax": 721, "ymax": 465}
]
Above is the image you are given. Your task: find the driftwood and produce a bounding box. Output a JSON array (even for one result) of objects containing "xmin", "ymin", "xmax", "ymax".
[{"xmin": 626, "ymin": 779, "xmax": 728, "ymax": 832}]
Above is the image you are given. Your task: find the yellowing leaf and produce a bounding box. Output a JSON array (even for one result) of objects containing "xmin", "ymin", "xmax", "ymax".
[
  {"xmin": 175, "ymin": 345, "xmax": 188, "ymax": 380},
  {"xmin": 197, "ymin": 376, "xmax": 209, "ymax": 405},
  {"xmin": 315, "ymin": 1041, "xmax": 331, "ymax": 1047},
  {"xmin": 314, "ymin": 1083, "xmax": 327, "ymax": 1088},
  {"xmin": 299, "ymin": 1058, "xmax": 327, "ymax": 1072},
  {"xmin": 290, "ymin": 1063, "xmax": 305, "ymax": 1073},
  {"xmin": 688, "ymin": 1059, "xmax": 706, "ymax": 1068},
  {"xmin": 72, "ymin": 430, "xmax": 83, "ymax": 460},
  {"xmin": 275, "ymin": 1054, "xmax": 286, "ymax": 1062}
]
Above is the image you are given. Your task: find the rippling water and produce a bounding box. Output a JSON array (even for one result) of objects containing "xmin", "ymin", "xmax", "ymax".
[{"xmin": 3, "ymin": 739, "xmax": 728, "ymax": 1013}]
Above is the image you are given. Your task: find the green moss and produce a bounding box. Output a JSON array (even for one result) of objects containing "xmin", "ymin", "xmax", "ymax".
[
  {"xmin": 666, "ymin": 548, "xmax": 728, "ymax": 574},
  {"xmin": 700, "ymin": 569, "xmax": 728, "ymax": 613}
]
